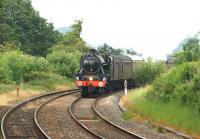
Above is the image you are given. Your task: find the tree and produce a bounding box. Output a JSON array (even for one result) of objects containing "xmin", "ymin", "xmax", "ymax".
[
  {"xmin": 61, "ymin": 20, "xmax": 89, "ymax": 53},
  {"xmin": 0, "ymin": 0, "xmax": 4, "ymax": 7},
  {"xmin": 47, "ymin": 50, "xmax": 82, "ymax": 78},
  {"xmin": 0, "ymin": 50, "xmax": 51, "ymax": 84},
  {"xmin": 0, "ymin": 42, "xmax": 18, "ymax": 53},
  {"xmin": 174, "ymin": 37, "xmax": 200, "ymax": 64},
  {"xmin": 47, "ymin": 20, "xmax": 88, "ymax": 78},
  {"xmin": 0, "ymin": 0, "xmax": 60, "ymax": 56}
]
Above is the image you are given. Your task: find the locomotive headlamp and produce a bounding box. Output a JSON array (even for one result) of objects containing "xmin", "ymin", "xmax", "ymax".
[
  {"xmin": 98, "ymin": 81, "xmax": 104, "ymax": 87},
  {"xmin": 89, "ymin": 77, "xmax": 93, "ymax": 81},
  {"xmin": 77, "ymin": 81, "xmax": 82, "ymax": 86}
]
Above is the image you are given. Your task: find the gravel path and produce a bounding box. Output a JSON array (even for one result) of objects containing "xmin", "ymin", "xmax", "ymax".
[
  {"xmin": 37, "ymin": 93, "xmax": 95, "ymax": 139},
  {"xmin": 96, "ymin": 92, "xmax": 184, "ymax": 139}
]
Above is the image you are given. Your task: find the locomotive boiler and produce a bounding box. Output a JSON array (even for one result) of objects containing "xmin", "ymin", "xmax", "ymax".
[{"xmin": 75, "ymin": 49, "xmax": 134, "ymax": 97}]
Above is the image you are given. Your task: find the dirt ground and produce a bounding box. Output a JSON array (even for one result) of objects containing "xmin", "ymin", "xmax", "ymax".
[{"xmin": 0, "ymin": 84, "xmax": 72, "ymax": 106}]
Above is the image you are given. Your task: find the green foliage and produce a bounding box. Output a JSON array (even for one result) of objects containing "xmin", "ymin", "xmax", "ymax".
[
  {"xmin": 47, "ymin": 50, "xmax": 82, "ymax": 78},
  {"xmin": 0, "ymin": 42, "xmax": 18, "ymax": 53},
  {"xmin": 133, "ymin": 59, "xmax": 165, "ymax": 86},
  {"xmin": 126, "ymin": 87, "xmax": 200, "ymax": 135},
  {"xmin": 0, "ymin": 0, "xmax": 3, "ymax": 7},
  {"xmin": 0, "ymin": 84, "xmax": 15, "ymax": 93},
  {"xmin": 0, "ymin": 0, "xmax": 60, "ymax": 56},
  {"xmin": 0, "ymin": 20, "xmax": 87, "ymax": 92},
  {"xmin": 0, "ymin": 1, "xmax": 89, "ymax": 93},
  {"xmin": 174, "ymin": 38, "xmax": 200, "ymax": 64},
  {"xmin": 0, "ymin": 51, "xmax": 26, "ymax": 84},
  {"xmin": 0, "ymin": 51, "xmax": 51, "ymax": 84},
  {"xmin": 60, "ymin": 20, "xmax": 89, "ymax": 53},
  {"xmin": 26, "ymin": 73, "xmax": 66, "ymax": 90},
  {"xmin": 148, "ymin": 62, "xmax": 200, "ymax": 112},
  {"xmin": 46, "ymin": 21, "xmax": 87, "ymax": 78}
]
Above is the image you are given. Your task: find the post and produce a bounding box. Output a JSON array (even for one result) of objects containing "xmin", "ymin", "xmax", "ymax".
[
  {"xmin": 16, "ymin": 86, "xmax": 20, "ymax": 97},
  {"xmin": 124, "ymin": 80, "xmax": 127, "ymax": 95}
]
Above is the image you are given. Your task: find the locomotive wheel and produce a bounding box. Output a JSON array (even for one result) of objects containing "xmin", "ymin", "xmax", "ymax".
[
  {"xmin": 81, "ymin": 91, "xmax": 87, "ymax": 97},
  {"xmin": 81, "ymin": 88, "xmax": 88, "ymax": 97},
  {"xmin": 105, "ymin": 83, "xmax": 111, "ymax": 93},
  {"xmin": 99, "ymin": 87, "xmax": 105, "ymax": 96}
]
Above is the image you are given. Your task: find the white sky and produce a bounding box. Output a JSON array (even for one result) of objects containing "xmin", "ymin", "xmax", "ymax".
[{"xmin": 31, "ymin": 0, "xmax": 200, "ymax": 60}]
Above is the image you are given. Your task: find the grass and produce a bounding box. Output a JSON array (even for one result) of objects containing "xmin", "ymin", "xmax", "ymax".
[
  {"xmin": 122, "ymin": 86, "xmax": 200, "ymax": 138},
  {"xmin": 0, "ymin": 78, "xmax": 76, "ymax": 105},
  {"xmin": 0, "ymin": 84, "xmax": 15, "ymax": 93},
  {"xmin": 0, "ymin": 77, "xmax": 76, "ymax": 94}
]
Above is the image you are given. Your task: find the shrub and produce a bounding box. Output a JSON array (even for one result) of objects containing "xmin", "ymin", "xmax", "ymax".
[
  {"xmin": 47, "ymin": 50, "xmax": 82, "ymax": 78},
  {"xmin": 133, "ymin": 59, "xmax": 165, "ymax": 86},
  {"xmin": 26, "ymin": 73, "xmax": 66, "ymax": 90},
  {"xmin": 0, "ymin": 50, "xmax": 51, "ymax": 84},
  {"xmin": 148, "ymin": 61, "xmax": 200, "ymax": 112},
  {"xmin": 173, "ymin": 38, "xmax": 200, "ymax": 65}
]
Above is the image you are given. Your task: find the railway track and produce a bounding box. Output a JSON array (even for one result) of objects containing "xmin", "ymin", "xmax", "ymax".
[
  {"xmin": 1, "ymin": 89, "xmax": 80, "ymax": 139},
  {"xmin": 34, "ymin": 91, "xmax": 96, "ymax": 139},
  {"xmin": 69, "ymin": 97, "xmax": 145, "ymax": 139},
  {"xmin": 1, "ymin": 89, "xmax": 188, "ymax": 139}
]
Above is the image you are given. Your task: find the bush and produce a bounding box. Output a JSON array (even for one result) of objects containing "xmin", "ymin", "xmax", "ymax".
[
  {"xmin": 173, "ymin": 38, "xmax": 200, "ymax": 65},
  {"xmin": 47, "ymin": 50, "xmax": 82, "ymax": 78},
  {"xmin": 0, "ymin": 50, "xmax": 51, "ymax": 84},
  {"xmin": 148, "ymin": 62, "xmax": 200, "ymax": 112},
  {"xmin": 26, "ymin": 73, "xmax": 66, "ymax": 90},
  {"xmin": 133, "ymin": 59, "xmax": 165, "ymax": 86}
]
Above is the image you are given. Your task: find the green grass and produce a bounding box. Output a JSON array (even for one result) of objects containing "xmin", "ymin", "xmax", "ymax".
[
  {"xmin": 124, "ymin": 86, "xmax": 200, "ymax": 136},
  {"xmin": 0, "ymin": 84, "xmax": 15, "ymax": 93}
]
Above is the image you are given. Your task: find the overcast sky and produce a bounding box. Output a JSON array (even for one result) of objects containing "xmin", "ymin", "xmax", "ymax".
[{"xmin": 31, "ymin": 0, "xmax": 200, "ymax": 60}]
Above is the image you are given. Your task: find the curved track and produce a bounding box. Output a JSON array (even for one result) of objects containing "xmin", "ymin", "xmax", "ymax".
[
  {"xmin": 93, "ymin": 98, "xmax": 145, "ymax": 139},
  {"xmin": 69, "ymin": 97, "xmax": 145, "ymax": 139},
  {"xmin": 1, "ymin": 89, "xmax": 80, "ymax": 139}
]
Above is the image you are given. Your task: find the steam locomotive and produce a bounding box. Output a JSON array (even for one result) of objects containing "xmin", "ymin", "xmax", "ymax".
[{"xmin": 75, "ymin": 49, "xmax": 134, "ymax": 97}]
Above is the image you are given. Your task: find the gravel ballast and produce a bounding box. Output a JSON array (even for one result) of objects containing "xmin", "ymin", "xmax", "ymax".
[
  {"xmin": 73, "ymin": 98, "xmax": 137, "ymax": 139},
  {"xmin": 96, "ymin": 92, "xmax": 184, "ymax": 139},
  {"xmin": 37, "ymin": 93, "xmax": 95, "ymax": 139}
]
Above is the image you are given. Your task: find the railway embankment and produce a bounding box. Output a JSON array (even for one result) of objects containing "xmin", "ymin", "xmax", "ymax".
[
  {"xmin": 96, "ymin": 91, "xmax": 183, "ymax": 139},
  {"xmin": 120, "ymin": 87, "xmax": 200, "ymax": 139}
]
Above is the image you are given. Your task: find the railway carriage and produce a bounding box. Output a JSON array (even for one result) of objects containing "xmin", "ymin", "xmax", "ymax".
[{"xmin": 75, "ymin": 49, "xmax": 134, "ymax": 97}]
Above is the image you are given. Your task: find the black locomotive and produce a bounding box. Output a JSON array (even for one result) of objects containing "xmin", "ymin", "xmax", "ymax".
[{"xmin": 75, "ymin": 49, "xmax": 134, "ymax": 97}]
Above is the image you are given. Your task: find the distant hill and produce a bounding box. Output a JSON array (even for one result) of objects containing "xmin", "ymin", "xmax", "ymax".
[{"xmin": 56, "ymin": 27, "xmax": 71, "ymax": 34}]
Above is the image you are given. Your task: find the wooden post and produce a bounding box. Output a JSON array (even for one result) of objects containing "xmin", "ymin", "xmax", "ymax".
[{"xmin": 16, "ymin": 86, "xmax": 20, "ymax": 97}]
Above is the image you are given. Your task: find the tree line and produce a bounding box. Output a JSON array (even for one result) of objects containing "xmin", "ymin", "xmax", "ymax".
[
  {"xmin": 0, "ymin": 0, "xmax": 139, "ymax": 92},
  {"xmin": 0, "ymin": 0, "xmax": 90, "ymax": 91}
]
